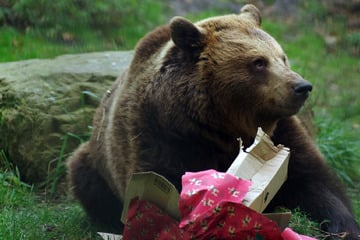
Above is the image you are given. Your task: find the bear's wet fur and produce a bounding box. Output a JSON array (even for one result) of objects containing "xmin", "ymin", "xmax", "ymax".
[{"xmin": 67, "ymin": 4, "xmax": 360, "ymax": 238}]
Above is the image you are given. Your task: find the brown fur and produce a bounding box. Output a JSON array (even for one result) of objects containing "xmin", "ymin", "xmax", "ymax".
[{"xmin": 67, "ymin": 5, "xmax": 360, "ymax": 239}]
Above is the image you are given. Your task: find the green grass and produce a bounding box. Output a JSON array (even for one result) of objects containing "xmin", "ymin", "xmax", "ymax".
[
  {"xmin": 0, "ymin": 185, "xmax": 102, "ymax": 239},
  {"xmin": 0, "ymin": 151, "xmax": 105, "ymax": 239},
  {"xmin": 0, "ymin": 26, "xmax": 118, "ymax": 62},
  {"xmin": 1, "ymin": 2, "xmax": 359, "ymax": 239},
  {"xmin": 0, "ymin": 1, "xmax": 166, "ymax": 62}
]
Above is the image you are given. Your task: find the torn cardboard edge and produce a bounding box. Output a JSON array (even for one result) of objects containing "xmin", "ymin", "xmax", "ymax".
[
  {"xmin": 120, "ymin": 172, "xmax": 181, "ymax": 223},
  {"xmin": 120, "ymin": 127, "xmax": 291, "ymax": 229},
  {"xmin": 227, "ymin": 127, "xmax": 290, "ymax": 212}
]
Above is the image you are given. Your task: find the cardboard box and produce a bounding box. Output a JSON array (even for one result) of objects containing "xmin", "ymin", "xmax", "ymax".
[
  {"xmin": 120, "ymin": 128, "xmax": 290, "ymax": 223},
  {"xmin": 120, "ymin": 171, "xmax": 181, "ymax": 223},
  {"xmin": 227, "ymin": 128, "xmax": 290, "ymax": 212}
]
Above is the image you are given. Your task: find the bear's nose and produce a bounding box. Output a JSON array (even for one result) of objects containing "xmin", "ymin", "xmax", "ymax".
[{"xmin": 293, "ymin": 81, "xmax": 312, "ymax": 95}]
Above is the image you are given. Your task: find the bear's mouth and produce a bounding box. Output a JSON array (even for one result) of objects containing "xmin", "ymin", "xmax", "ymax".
[
  {"xmin": 274, "ymin": 94, "xmax": 309, "ymax": 116},
  {"xmin": 295, "ymin": 89, "xmax": 310, "ymax": 102},
  {"xmin": 285, "ymin": 97, "xmax": 309, "ymax": 114}
]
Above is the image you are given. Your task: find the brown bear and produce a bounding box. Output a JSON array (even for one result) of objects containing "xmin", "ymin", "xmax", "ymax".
[{"xmin": 67, "ymin": 4, "xmax": 360, "ymax": 238}]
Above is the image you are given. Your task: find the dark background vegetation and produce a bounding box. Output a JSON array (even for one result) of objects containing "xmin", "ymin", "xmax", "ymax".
[{"xmin": 0, "ymin": 0, "xmax": 359, "ymax": 239}]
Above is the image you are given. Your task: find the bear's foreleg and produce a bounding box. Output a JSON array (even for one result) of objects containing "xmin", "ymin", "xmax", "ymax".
[
  {"xmin": 67, "ymin": 143, "xmax": 123, "ymax": 228},
  {"xmin": 270, "ymin": 116, "xmax": 360, "ymax": 239}
]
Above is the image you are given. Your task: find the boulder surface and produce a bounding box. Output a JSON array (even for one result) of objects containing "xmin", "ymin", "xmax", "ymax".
[{"xmin": 0, "ymin": 51, "xmax": 133, "ymax": 183}]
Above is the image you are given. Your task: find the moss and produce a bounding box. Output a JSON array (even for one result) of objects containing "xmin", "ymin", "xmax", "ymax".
[{"xmin": 0, "ymin": 52, "xmax": 132, "ymax": 184}]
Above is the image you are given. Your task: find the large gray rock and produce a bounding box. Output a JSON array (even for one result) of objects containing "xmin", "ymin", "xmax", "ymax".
[{"xmin": 0, "ymin": 51, "xmax": 133, "ymax": 184}]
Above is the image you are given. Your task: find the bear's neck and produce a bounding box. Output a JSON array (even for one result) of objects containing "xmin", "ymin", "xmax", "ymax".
[{"xmin": 224, "ymin": 113, "xmax": 278, "ymax": 148}]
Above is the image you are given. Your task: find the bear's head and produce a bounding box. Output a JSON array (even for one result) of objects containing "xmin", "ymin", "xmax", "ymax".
[
  {"xmin": 164, "ymin": 4, "xmax": 312, "ymax": 138},
  {"xmin": 130, "ymin": 4, "xmax": 312, "ymax": 143}
]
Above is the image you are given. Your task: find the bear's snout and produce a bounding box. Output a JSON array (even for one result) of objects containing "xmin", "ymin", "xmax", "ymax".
[{"xmin": 292, "ymin": 81, "xmax": 312, "ymax": 97}]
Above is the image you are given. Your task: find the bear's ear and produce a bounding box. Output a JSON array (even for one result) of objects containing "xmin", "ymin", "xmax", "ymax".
[
  {"xmin": 240, "ymin": 4, "xmax": 262, "ymax": 27},
  {"xmin": 170, "ymin": 16, "xmax": 205, "ymax": 51}
]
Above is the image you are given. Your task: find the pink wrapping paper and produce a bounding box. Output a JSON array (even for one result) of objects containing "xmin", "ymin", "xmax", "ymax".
[
  {"xmin": 179, "ymin": 170, "xmax": 283, "ymax": 239},
  {"xmin": 123, "ymin": 170, "xmax": 317, "ymax": 240},
  {"xmin": 123, "ymin": 197, "xmax": 189, "ymax": 239},
  {"xmin": 282, "ymin": 227, "xmax": 318, "ymax": 240}
]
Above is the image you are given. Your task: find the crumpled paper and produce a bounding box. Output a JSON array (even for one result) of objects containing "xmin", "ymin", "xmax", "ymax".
[
  {"xmin": 178, "ymin": 169, "xmax": 282, "ymax": 239},
  {"xmin": 122, "ymin": 169, "xmax": 317, "ymax": 240},
  {"xmin": 122, "ymin": 197, "xmax": 189, "ymax": 239}
]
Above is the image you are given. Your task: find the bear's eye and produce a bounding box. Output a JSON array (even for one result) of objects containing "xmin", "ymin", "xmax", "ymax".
[{"xmin": 252, "ymin": 58, "xmax": 266, "ymax": 71}]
